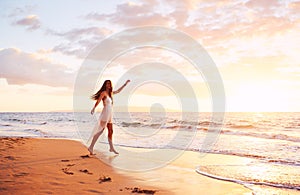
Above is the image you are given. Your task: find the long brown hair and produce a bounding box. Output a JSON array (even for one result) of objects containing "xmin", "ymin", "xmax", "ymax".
[{"xmin": 91, "ymin": 80, "xmax": 113, "ymax": 102}]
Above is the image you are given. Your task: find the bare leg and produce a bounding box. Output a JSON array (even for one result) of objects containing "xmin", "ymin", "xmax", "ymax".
[
  {"xmin": 107, "ymin": 123, "xmax": 119, "ymax": 154},
  {"xmin": 88, "ymin": 121, "xmax": 105, "ymax": 155}
]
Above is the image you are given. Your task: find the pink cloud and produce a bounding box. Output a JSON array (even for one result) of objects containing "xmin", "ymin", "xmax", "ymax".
[
  {"xmin": 47, "ymin": 27, "xmax": 112, "ymax": 41},
  {"xmin": 86, "ymin": 2, "xmax": 171, "ymax": 26},
  {"xmin": 180, "ymin": 1, "xmax": 299, "ymax": 49},
  {"xmin": 47, "ymin": 26, "xmax": 112, "ymax": 58},
  {"xmin": 49, "ymin": 0, "xmax": 299, "ymax": 61},
  {"xmin": 14, "ymin": 15, "xmax": 41, "ymax": 30},
  {"xmin": 0, "ymin": 48, "xmax": 74, "ymax": 87},
  {"xmin": 245, "ymin": 0, "xmax": 280, "ymax": 9},
  {"xmin": 288, "ymin": 1, "xmax": 300, "ymax": 20},
  {"xmin": 288, "ymin": 0, "xmax": 300, "ymax": 10}
]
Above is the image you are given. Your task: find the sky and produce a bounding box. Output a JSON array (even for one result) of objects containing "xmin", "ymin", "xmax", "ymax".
[{"xmin": 0, "ymin": 0, "xmax": 299, "ymax": 112}]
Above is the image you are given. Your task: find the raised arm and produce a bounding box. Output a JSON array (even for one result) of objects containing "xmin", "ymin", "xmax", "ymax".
[
  {"xmin": 91, "ymin": 92, "xmax": 106, "ymax": 115},
  {"xmin": 113, "ymin": 80, "xmax": 130, "ymax": 94}
]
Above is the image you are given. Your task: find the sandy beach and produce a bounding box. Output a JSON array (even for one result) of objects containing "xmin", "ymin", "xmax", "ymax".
[
  {"xmin": 0, "ymin": 137, "xmax": 255, "ymax": 194},
  {"xmin": 0, "ymin": 137, "xmax": 164, "ymax": 194},
  {"xmin": 0, "ymin": 138, "xmax": 251, "ymax": 194}
]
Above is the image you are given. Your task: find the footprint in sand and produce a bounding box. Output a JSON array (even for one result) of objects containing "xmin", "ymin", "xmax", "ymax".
[
  {"xmin": 4, "ymin": 156, "xmax": 15, "ymax": 160},
  {"xmin": 125, "ymin": 187, "xmax": 157, "ymax": 194},
  {"xmin": 62, "ymin": 167, "xmax": 74, "ymax": 175},
  {"xmin": 80, "ymin": 155, "xmax": 90, "ymax": 159},
  {"xmin": 79, "ymin": 169, "xmax": 93, "ymax": 175},
  {"xmin": 13, "ymin": 172, "xmax": 29, "ymax": 177},
  {"xmin": 98, "ymin": 176, "xmax": 111, "ymax": 183}
]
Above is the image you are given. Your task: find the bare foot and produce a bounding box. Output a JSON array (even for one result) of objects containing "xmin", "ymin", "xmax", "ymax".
[
  {"xmin": 109, "ymin": 148, "xmax": 119, "ymax": 155},
  {"xmin": 88, "ymin": 147, "xmax": 94, "ymax": 155}
]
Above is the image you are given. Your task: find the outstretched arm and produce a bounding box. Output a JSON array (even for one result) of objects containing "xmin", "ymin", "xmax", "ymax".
[
  {"xmin": 113, "ymin": 80, "xmax": 130, "ymax": 94},
  {"xmin": 91, "ymin": 92, "xmax": 105, "ymax": 115}
]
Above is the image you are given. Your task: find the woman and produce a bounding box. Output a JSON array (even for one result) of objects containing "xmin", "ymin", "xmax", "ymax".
[{"xmin": 88, "ymin": 79, "xmax": 130, "ymax": 155}]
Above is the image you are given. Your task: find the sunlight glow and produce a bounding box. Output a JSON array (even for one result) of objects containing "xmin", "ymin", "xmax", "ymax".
[{"xmin": 229, "ymin": 83, "xmax": 289, "ymax": 112}]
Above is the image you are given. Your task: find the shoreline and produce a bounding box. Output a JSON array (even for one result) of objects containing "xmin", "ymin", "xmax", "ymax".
[{"xmin": 0, "ymin": 137, "xmax": 255, "ymax": 194}]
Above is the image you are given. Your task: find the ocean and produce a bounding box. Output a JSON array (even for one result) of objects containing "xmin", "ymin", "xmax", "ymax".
[{"xmin": 0, "ymin": 112, "xmax": 299, "ymax": 194}]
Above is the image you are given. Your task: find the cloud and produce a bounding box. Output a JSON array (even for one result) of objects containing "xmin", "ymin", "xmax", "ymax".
[
  {"xmin": 13, "ymin": 15, "xmax": 41, "ymax": 30},
  {"xmin": 8, "ymin": 5, "xmax": 37, "ymax": 18},
  {"xmin": 85, "ymin": 1, "xmax": 171, "ymax": 26},
  {"xmin": 245, "ymin": 0, "xmax": 280, "ymax": 10},
  {"xmin": 47, "ymin": 27, "xmax": 112, "ymax": 41},
  {"xmin": 0, "ymin": 48, "xmax": 75, "ymax": 87},
  {"xmin": 82, "ymin": 0, "xmax": 298, "ymax": 45},
  {"xmin": 47, "ymin": 0, "xmax": 299, "ymax": 62},
  {"xmin": 287, "ymin": 1, "xmax": 300, "ymax": 20},
  {"xmin": 47, "ymin": 27, "xmax": 112, "ymax": 58}
]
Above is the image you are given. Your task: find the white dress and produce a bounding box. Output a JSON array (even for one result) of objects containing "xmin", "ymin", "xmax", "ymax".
[{"xmin": 97, "ymin": 96, "xmax": 113, "ymax": 132}]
